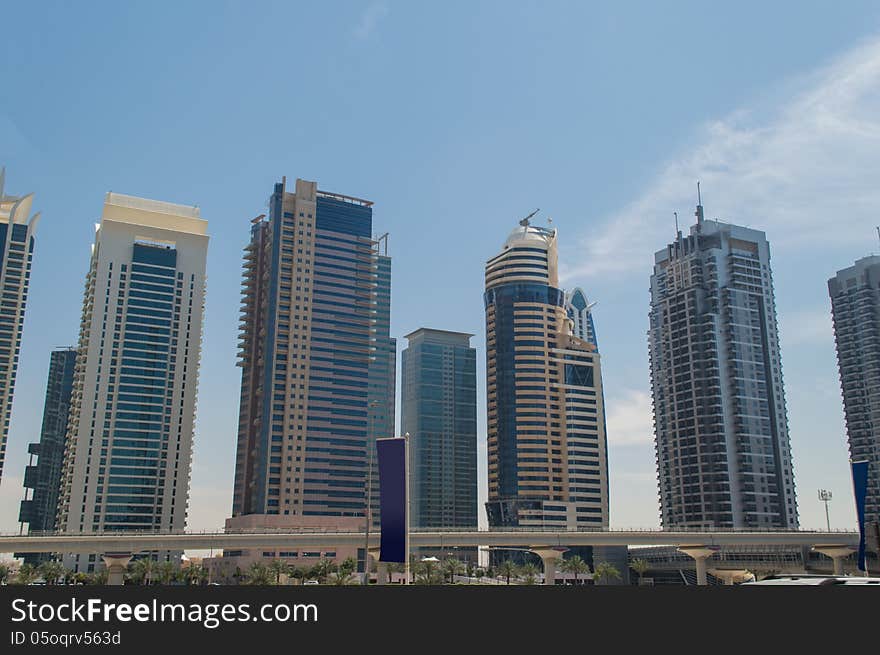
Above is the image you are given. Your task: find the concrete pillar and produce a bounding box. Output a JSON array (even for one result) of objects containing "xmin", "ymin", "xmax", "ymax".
[
  {"xmin": 530, "ymin": 547, "xmax": 567, "ymax": 586},
  {"xmin": 366, "ymin": 548, "xmax": 382, "ymax": 585},
  {"xmin": 677, "ymin": 546, "xmax": 717, "ymax": 586},
  {"xmin": 813, "ymin": 546, "xmax": 856, "ymax": 575},
  {"xmin": 709, "ymin": 569, "xmax": 752, "ymax": 585},
  {"xmin": 376, "ymin": 562, "xmax": 389, "ymax": 586},
  {"xmin": 102, "ymin": 554, "xmax": 132, "ymax": 586}
]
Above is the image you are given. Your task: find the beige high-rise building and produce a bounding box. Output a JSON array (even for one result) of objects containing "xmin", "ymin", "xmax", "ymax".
[
  {"xmin": 484, "ymin": 217, "xmax": 609, "ymax": 532},
  {"xmin": 57, "ymin": 193, "xmax": 208, "ymax": 572}
]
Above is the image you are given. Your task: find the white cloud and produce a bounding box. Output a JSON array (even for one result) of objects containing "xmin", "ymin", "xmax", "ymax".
[
  {"xmin": 605, "ymin": 389, "xmax": 654, "ymax": 446},
  {"xmin": 561, "ymin": 35, "xmax": 880, "ymax": 283},
  {"xmin": 354, "ymin": 2, "xmax": 389, "ymax": 40}
]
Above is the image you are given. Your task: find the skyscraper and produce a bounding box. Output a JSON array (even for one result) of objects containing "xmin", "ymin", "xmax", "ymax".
[
  {"xmin": 230, "ymin": 178, "xmax": 393, "ymax": 558},
  {"xmin": 649, "ymin": 197, "xmax": 797, "ymax": 529},
  {"xmin": 402, "ymin": 328, "xmax": 477, "ymax": 531},
  {"xmin": 565, "ymin": 288, "xmax": 597, "ymax": 346},
  {"xmin": 56, "ymin": 193, "xmax": 208, "ymax": 571},
  {"xmin": 18, "ymin": 348, "xmax": 76, "ymax": 563},
  {"xmin": 829, "ymin": 255, "xmax": 880, "ymax": 529},
  {"xmin": 484, "ymin": 217, "xmax": 609, "ymax": 531},
  {"xmin": 0, "ymin": 168, "xmax": 39, "ymax": 483}
]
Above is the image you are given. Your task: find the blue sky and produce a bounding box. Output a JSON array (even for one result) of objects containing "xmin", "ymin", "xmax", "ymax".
[{"xmin": 2, "ymin": 1, "xmax": 880, "ymax": 535}]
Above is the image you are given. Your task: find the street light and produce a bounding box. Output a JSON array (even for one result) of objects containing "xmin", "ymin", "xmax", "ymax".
[
  {"xmin": 362, "ymin": 400, "xmax": 381, "ymax": 585},
  {"xmin": 818, "ymin": 489, "xmax": 832, "ymax": 532}
]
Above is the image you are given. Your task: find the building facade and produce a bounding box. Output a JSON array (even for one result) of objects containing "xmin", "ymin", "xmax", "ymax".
[
  {"xmin": 0, "ymin": 168, "xmax": 39, "ymax": 483},
  {"xmin": 229, "ymin": 178, "xmax": 393, "ymax": 569},
  {"xmin": 17, "ymin": 348, "xmax": 76, "ymax": 562},
  {"xmin": 565, "ymin": 288, "xmax": 597, "ymax": 346},
  {"xmin": 484, "ymin": 218, "xmax": 609, "ymax": 532},
  {"xmin": 649, "ymin": 201, "xmax": 797, "ymax": 529},
  {"xmin": 402, "ymin": 328, "xmax": 477, "ymax": 531},
  {"xmin": 829, "ymin": 255, "xmax": 880, "ymax": 529},
  {"xmin": 56, "ymin": 193, "xmax": 208, "ymax": 571}
]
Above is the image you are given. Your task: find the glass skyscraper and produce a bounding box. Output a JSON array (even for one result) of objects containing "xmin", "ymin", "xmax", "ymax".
[
  {"xmin": 484, "ymin": 218, "xmax": 609, "ymax": 531},
  {"xmin": 17, "ymin": 347, "xmax": 76, "ymax": 564},
  {"xmin": 402, "ymin": 328, "xmax": 477, "ymax": 530},
  {"xmin": 56, "ymin": 193, "xmax": 208, "ymax": 571},
  {"xmin": 649, "ymin": 200, "xmax": 798, "ymax": 529},
  {"xmin": 0, "ymin": 168, "xmax": 39, "ymax": 484},
  {"xmin": 232, "ymin": 177, "xmax": 394, "ymax": 531},
  {"xmin": 829, "ymin": 255, "xmax": 880, "ymax": 529}
]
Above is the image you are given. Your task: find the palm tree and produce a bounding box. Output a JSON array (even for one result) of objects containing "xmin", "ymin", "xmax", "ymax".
[
  {"xmin": 498, "ymin": 559, "xmax": 518, "ymax": 585},
  {"xmin": 519, "ymin": 562, "xmax": 540, "ymax": 585},
  {"xmin": 385, "ymin": 561, "xmax": 404, "ymax": 583},
  {"xmin": 15, "ymin": 563, "xmax": 38, "ymax": 585},
  {"xmin": 441, "ymin": 557, "xmax": 465, "ymax": 584},
  {"xmin": 268, "ymin": 559, "xmax": 288, "ymax": 585},
  {"xmin": 0, "ymin": 563, "xmax": 11, "ymax": 585},
  {"xmin": 87, "ymin": 569, "xmax": 108, "ymax": 585},
  {"xmin": 157, "ymin": 561, "xmax": 177, "ymax": 585},
  {"xmin": 245, "ymin": 562, "xmax": 273, "ymax": 586},
  {"xmin": 329, "ymin": 571, "xmax": 356, "ymax": 585},
  {"xmin": 184, "ymin": 564, "xmax": 209, "ymax": 586},
  {"xmin": 629, "ymin": 558, "xmax": 650, "ymax": 585},
  {"xmin": 311, "ymin": 558, "xmax": 336, "ymax": 584},
  {"xmin": 38, "ymin": 560, "xmax": 67, "ymax": 586},
  {"xmin": 288, "ymin": 565, "xmax": 308, "ymax": 585},
  {"xmin": 129, "ymin": 558, "xmax": 155, "ymax": 585},
  {"xmin": 559, "ymin": 555, "xmax": 590, "ymax": 585},
  {"xmin": 339, "ymin": 557, "xmax": 358, "ymax": 577},
  {"xmin": 592, "ymin": 561, "xmax": 621, "ymax": 585}
]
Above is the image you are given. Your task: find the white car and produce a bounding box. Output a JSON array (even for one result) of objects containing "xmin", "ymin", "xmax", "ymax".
[{"xmin": 744, "ymin": 574, "xmax": 880, "ymax": 585}]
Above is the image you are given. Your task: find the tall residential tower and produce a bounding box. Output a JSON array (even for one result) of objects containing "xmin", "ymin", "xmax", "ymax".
[
  {"xmin": 0, "ymin": 168, "xmax": 39, "ymax": 483},
  {"xmin": 484, "ymin": 218, "xmax": 609, "ymax": 531},
  {"xmin": 18, "ymin": 348, "xmax": 76, "ymax": 562},
  {"xmin": 829, "ymin": 255, "xmax": 880, "ymax": 529},
  {"xmin": 402, "ymin": 328, "xmax": 477, "ymax": 531},
  {"xmin": 648, "ymin": 198, "xmax": 797, "ymax": 529},
  {"xmin": 229, "ymin": 178, "xmax": 393, "ymax": 562},
  {"xmin": 56, "ymin": 193, "xmax": 208, "ymax": 571}
]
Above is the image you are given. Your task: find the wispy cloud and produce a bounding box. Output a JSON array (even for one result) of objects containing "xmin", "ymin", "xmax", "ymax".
[
  {"xmin": 605, "ymin": 389, "xmax": 654, "ymax": 446},
  {"xmin": 561, "ymin": 35, "xmax": 880, "ymax": 283},
  {"xmin": 354, "ymin": 1, "xmax": 389, "ymax": 40}
]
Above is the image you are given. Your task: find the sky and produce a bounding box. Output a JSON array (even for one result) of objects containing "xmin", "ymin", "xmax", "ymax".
[{"xmin": 2, "ymin": 1, "xmax": 880, "ymax": 539}]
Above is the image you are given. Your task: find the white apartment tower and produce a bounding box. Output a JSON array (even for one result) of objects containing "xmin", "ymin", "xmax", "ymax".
[{"xmin": 57, "ymin": 193, "xmax": 208, "ymax": 571}]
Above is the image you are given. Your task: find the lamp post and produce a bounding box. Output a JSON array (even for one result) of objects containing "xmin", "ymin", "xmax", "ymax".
[
  {"xmin": 818, "ymin": 489, "xmax": 832, "ymax": 532},
  {"xmin": 404, "ymin": 431, "xmax": 411, "ymax": 584},
  {"xmin": 362, "ymin": 400, "xmax": 381, "ymax": 585}
]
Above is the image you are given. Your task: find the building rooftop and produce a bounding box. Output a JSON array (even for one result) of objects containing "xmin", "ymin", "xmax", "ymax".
[{"xmin": 102, "ymin": 192, "xmax": 208, "ymax": 236}]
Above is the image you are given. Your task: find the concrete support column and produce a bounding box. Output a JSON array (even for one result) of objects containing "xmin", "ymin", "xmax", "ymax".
[
  {"xmin": 376, "ymin": 562, "xmax": 389, "ymax": 585},
  {"xmin": 366, "ymin": 548, "xmax": 381, "ymax": 585},
  {"xmin": 709, "ymin": 569, "xmax": 752, "ymax": 585},
  {"xmin": 677, "ymin": 546, "xmax": 717, "ymax": 586},
  {"xmin": 102, "ymin": 554, "xmax": 132, "ymax": 586},
  {"xmin": 813, "ymin": 546, "xmax": 856, "ymax": 575},
  {"xmin": 530, "ymin": 547, "xmax": 566, "ymax": 586}
]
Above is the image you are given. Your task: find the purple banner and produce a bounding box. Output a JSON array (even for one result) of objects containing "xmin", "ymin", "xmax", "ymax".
[
  {"xmin": 377, "ymin": 437, "xmax": 407, "ymax": 563},
  {"xmin": 851, "ymin": 459, "xmax": 869, "ymax": 572}
]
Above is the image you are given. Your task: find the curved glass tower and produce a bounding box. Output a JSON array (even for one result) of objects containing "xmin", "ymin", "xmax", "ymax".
[{"xmin": 484, "ymin": 219, "xmax": 609, "ymax": 531}]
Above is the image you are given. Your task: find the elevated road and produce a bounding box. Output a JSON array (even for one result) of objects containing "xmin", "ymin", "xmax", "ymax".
[{"xmin": 0, "ymin": 529, "xmax": 858, "ymax": 554}]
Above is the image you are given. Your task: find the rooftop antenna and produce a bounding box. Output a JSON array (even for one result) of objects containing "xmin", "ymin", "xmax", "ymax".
[
  {"xmin": 674, "ymin": 211, "xmax": 679, "ymax": 236},
  {"xmin": 876, "ymin": 226, "xmax": 880, "ymax": 247},
  {"xmin": 695, "ymin": 181, "xmax": 704, "ymax": 224},
  {"xmin": 520, "ymin": 208, "xmax": 540, "ymax": 227}
]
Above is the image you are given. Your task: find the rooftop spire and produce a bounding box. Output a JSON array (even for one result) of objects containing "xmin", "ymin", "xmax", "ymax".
[{"xmin": 695, "ymin": 181, "xmax": 704, "ymax": 224}]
